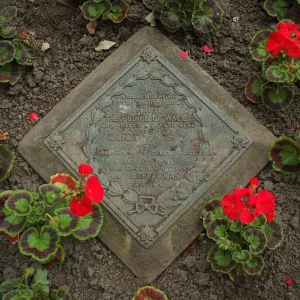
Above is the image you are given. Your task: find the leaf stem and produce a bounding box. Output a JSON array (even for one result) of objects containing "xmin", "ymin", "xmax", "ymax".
[{"xmin": 45, "ymin": 193, "xmax": 69, "ymax": 214}]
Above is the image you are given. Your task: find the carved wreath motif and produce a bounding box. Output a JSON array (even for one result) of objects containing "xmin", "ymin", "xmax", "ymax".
[{"xmin": 46, "ymin": 133, "xmax": 65, "ymax": 151}]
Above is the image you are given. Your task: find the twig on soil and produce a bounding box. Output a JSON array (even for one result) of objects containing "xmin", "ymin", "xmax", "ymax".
[{"xmin": 56, "ymin": 0, "xmax": 77, "ymax": 10}]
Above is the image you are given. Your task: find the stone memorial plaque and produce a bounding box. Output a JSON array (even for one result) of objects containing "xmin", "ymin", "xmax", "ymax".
[
  {"xmin": 44, "ymin": 45, "xmax": 251, "ymax": 248},
  {"xmin": 18, "ymin": 27, "xmax": 274, "ymax": 282}
]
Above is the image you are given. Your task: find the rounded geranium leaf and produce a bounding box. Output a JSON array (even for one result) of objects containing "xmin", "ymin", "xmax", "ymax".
[
  {"xmin": 55, "ymin": 287, "xmax": 72, "ymax": 300},
  {"xmin": 160, "ymin": 1, "xmax": 186, "ymax": 31},
  {"xmin": 50, "ymin": 173, "xmax": 77, "ymax": 192},
  {"xmin": 192, "ymin": 0, "xmax": 224, "ymax": 34},
  {"xmin": 250, "ymin": 214, "xmax": 267, "ymax": 227},
  {"xmin": 0, "ymin": 6, "xmax": 17, "ymax": 23},
  {"xmin": 268, "ymin": 137, "xmax": 300, "ymax": 174},
  {"xmin": 39, "ymin": 184, "xmax": 63, "ymax": 207},
  {"xmin": 0, "ymin": 197, "xmax": 27, "ymax": 236},
  {"xmin": 0, "ymin": 144, "xmax": 14, "ymax": 182},
  {"xmin": 243, "ymin": 255, "xmax": 264, "ymax": 275},
  {"xmin": 207, "ymin": 219, "xmax": 228, "ymax": 241},
  {"xmin": 296, "ymin": 70, "xmax": 300, "ymax": 81},
  {"xmin": 207, "ymin": 245, "xmax": 236, "ymax": 273},
  {"xmin": 55, "ymin": 207, "xmax": 80, "ymax": 236},
  {"xmin": 72, "ymin": 205, "xmax": 104, "ymax": 240},
  {"xmin": 232, "ymin": 250, "xmax": 252, "ymax": 263},
  {"xmin": 261, "ymin": 220, "xmax": 284, "ymax": 250},
  {"xmin": 107, "ymin": 0, "xmax": 129, "ymax": 23},
  {"xmin": 80, "ymin": 1, "xmax": 112, "ymax": 21},
  {"xmin": 263, "ymin": 0, "xmax": 289, "ymax": 19},
  {"xmin": 203, "ymin": 198, "xmax": 222, "ymax": 212},
  {"xmin": 243, "ymin": 228, "xmax": 267, "ymax": 254},
  {"xmin": 19, "ymin": 225, "xmax": 60, "ymax": 262},
  {"xmin": 78, "ymin": 163, "xmax": 93, "ymax": 176},
  {"xmin": 249, "ymin": 30, "xmax": 271, "ymax": 62},
  {"xmin": 133, "ymin": 286, "xmax": 168, "ymax": 300},
  {"xmin": 42, "ymin": 244, "xmax": 65, "ymax": 268},
  {"xmin": 229, "ymin": 220, "xmax": 243, "ymax": 232},
  {"xmin": 0, "ymin": 26, "xmax": 17, "ymax": 39},
  {"xmin": 5, "ymin": 190, "xmax": 33, "ymax": 216},
  {"xmin": 265, "ymin": 66, "xmax": 287, "ymax": 82},
  {"xmin": 33, "ymin": 201, "xmax": 46, "ymax": 216},
  {"xmin": 245, "ymin": 73, "xmax": 263, "ymax": 103},
  {"xmin": 0, "ymin": 41, "xmax": 16, "ymax": 66},
  {"xmin": 262, "ymin": 85, "xmax": 294, "ymax": 111},
  {"xmin": 14, "ymin": 42, "xmax": 31, "ymax": 65},
  {"xmin": 85, "ymin": 175, "xmax": 105, "ymax": 203},
  {"xmin": 0, "ymin": 62, "xmax": 22, "ymax": 85}
]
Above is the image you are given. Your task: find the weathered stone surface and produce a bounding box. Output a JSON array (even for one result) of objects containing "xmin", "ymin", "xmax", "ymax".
[{"xmin": 18, "ymin": 27, "xmax": 274, "ymax": 282}]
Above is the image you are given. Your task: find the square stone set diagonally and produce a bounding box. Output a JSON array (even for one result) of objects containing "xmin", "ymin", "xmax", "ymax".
[{"xmin": 44, "ymin": 45, "xmax": 252, "ymax": 248}]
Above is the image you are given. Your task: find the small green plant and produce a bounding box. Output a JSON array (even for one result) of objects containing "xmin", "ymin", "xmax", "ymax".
[
  {"xmin": 80, "ymin": 0, "xmax": 129, "ymax": 22},
  {"xmin": 202, "ymin": 178, "xmax": 284, "ymax": 280},
  {"xmin": 245, "ymin": 21, "xmax": 300, "ymax": 110},
  {"xmin": 0, "ymin": 164, "xmax": 104, "ymax": 266},
  {"xmin": 0, "ymin": 144, "xmax": 14, "ymax": 183},
  {"xmin": 0, "ymin": 266, "xmax": 72, "ymax": 299},
  {"xmin": 132, "ymin": 286, "xmax": 168, "ymax": 300},
  {"xmin": 0, "ymin": 6, "xmax": 31, "ymax": 85},
  {"xmin": 269, "ymin": 136, "xmax": 300, "ymax": 174},
  {"xmin": 152, "ymin": 0, "xmax": 223, "ymax": 36},
  {"xmin": 263, "ymin": 0, "xmax": 300, "ymax": 20}
]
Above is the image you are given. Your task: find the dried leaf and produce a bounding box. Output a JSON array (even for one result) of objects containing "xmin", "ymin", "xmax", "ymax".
[
  {"xmin": 95, "ymin": 40, "xmax": 116, "ymax": 51},
  {"xmin": 41, "ymin": 42, "xmax": 50, "ymax": 52},
  {"xmin": 87, "ymin": 21, "xmax": 97, "ymax": 35},
  {"xmin": 145, "ymin": 12, "xmax": 156, "ymax": 27},
  {"xmin": 0, "ymin": 129, "xmax": 7, "ymax": 141}
]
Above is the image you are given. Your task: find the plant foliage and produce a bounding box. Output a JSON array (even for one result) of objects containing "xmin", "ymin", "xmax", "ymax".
[
  {"xmin": 0, "ymin": 164, "xmax": 105, "ymax": 265},
  {"xmin": 132, "ymin": 286, "xmax": 168, "ymax": 300},
  {"xmin": 246, "ymin": 21, "xmax": 300, "ymax": 110},
  {"xmin": 153, "ymin": 0, "xmax": 223, "ymax": 36},
  {"xmin": 263, "ymin": 0, "xmax": 299, "ymax": 20},
  {"xmin": 202, "ymin": 178, "xmax": 284, "ymax": 279},
  {"xmin": 0, "ymin": 144, "xmax": 14, "ymax": 182},
  {"xmin": 0, "ymin": 266, "xmax": 72, "ymax": 299}
]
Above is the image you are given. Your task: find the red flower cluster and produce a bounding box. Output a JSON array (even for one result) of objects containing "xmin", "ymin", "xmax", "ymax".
[
  {"xmin": 221, "ymin": 178, "xmax": 276, "ymax": 224},
  {"xmin": 266, "ymin": 22, "xmax": 300, "ymax": 58},
  {"xmin": 69, "ymin": 164, "xmax": 104, "ymax": 217}
]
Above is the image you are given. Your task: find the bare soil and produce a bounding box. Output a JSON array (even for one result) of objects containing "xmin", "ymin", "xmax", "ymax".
[{"xmin": 0, "ymin": 0, "xmax": 299, "ymax": 299}]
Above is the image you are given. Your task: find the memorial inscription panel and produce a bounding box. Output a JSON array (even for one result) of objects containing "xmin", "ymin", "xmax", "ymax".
[{"xmin": 44, "ymin": 46, "xmax": 252, "ymax": 248}]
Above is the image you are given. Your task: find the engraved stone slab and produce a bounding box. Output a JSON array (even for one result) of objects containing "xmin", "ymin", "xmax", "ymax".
[
  {"xmin": 44, "ymin": 45, "xmax": 251, "ymax": 248},
  {"xmin": 18, "ymin": 27, "xmax": 274, "ymax": 282}
]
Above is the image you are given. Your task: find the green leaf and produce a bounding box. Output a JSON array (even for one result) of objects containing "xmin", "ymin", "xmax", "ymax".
[
  {"xmin": 243, "ymin": 255, "xmax": 264, "ymax": 275},
  {"xmin": 19, "ymin": 226, "xmax": 60, "ymax": 262},
  {"xmin": 232, "ymin": 250, "xmax": 252, "ymax": 263},
  {"xmin": 0, "ymin": 6, "xmax": 17, "ymax": 25},
  {"xmin": 0, "ymin": 278, "xmax": 20, "ymax": 293},
  {"xmin": 265, "ymin": 66, "xmax": 287, "ymax": 82},
  {"xmin": 229, "ymin": 220, "xmax": 243, "ymax": 232},
  {"xmin": 80, "ymin": 1, "xmax": 112, "ymax": 21},
  {"xmin": 2, "ymin": 290, "xmax": 20, "ymax": 300},
  {"xmin": 5, "ymin": 190, "xmax": 33, "ymax": 216},
  {"xmin": 0, "ymin": 144, "xmax": 14, "ymax": 182},
  {"xmin": 42, "ymin": 244, "xmax": 65, "ymax": 268},
  {"xmin": 245, "ymin": 73, "xmax": 263, "ymax": 103},
  {"xmin": 72, "ymin": 205, "xmax": 104, "ymax": 240},
  {"xmin": 0, "ymin": 26, "xmax": 17, "ymax": 39},
  {"xmin": 249, "ymin": 30, "xmax": 271, "ymax": 62},
  {"xmin": 132, "ymin": 286, "xmax": 168, "ymax": 300},
  {"xmin": 250, "ymin": 214, "xmax": 267, "ymax": 227},
  {"xmin": 55, "ymin": 207, "xmax": 80, "ymax": 236},
  {"xmin": 0, "ymin": 62, "xmax": 22, "ymax": 85},
  {"xmin": 207, "ymin": 245, "xmax": 236, "ymax": 273},
  {"xmin": 192, "ymin": 0, "xmax": 224, "ymax": 34},
  {"xmin": 262, "ymin": 85, "xmax": 294, "ymax": 111},
  {"xmin": 106, "ymin": 0, "xmax": 129, "ymax": 23},
  {"xmin": 268, "ymin": 136, "xmax": 300, "ymax": 174},
  {"xmin": 55, "ymin": 287, "xmax": 72, "ymax": 300},
  {"xmin": 243, "ymin": 228, "xmax": 267, "ymax": 254},
  {"xmin": 50, "ymin": 173, "xmax": 78, "ymax": 192},
  {"xmin": 160, "ymin": 1, "xmax": 186, "ymax": 31},
  {"xmin": 14, "ymin": 42, "xmax": 31, "ymax": 66},
  {"xmin": 263, "ymin": 0, "xmax": 289, "ymax": 19},
  {"xmin": 0, "ymin": 41, "xmax": 16, "ymax": 66},
  {"xmin": 261, "ymin": 220, "xmax": 284, "ymax": 250},
  {"xmin": 39, "ymin": 184, "xmax": 63, "ymax": 207},
  {"xmin": 206, "ymin": 219, "xmax": 228, "ymax": 241}
]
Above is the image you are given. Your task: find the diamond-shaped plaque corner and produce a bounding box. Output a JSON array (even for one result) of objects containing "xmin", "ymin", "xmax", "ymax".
[{"xmin": 44, "ymin": 45, "xmax": 252, "ymax": 248}]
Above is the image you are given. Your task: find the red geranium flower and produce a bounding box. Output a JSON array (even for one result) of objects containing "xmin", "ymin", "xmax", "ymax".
[
  {"xmin": 266, "ymin": 31, "xmax": 286, "ymax": 55},
  {"xmin": 85, "ymin": 175, "xmax": 104, "ymax": 203},
  {"xmin": 69, "ymin": 196, "xmax": 94, "ymax": 217},
  {"xmin": 254, "ymin": 190, "xmax": 276, "ymax": 221},
  {"xmin": 78, "ymin": 163, "xmax": 93, "ymax": 176},
  {"xmin": 221, "ymin": 193, "xmax": 245, "ymax": 221},
  {"xmin": 239, "ymin": 207, "xmax": 254, "ymax": 224}
]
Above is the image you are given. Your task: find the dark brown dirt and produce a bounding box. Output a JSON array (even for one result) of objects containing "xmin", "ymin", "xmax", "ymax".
[{"xmin": 0, "ymin": 0, "xmax": 299, "ymax": 299}]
